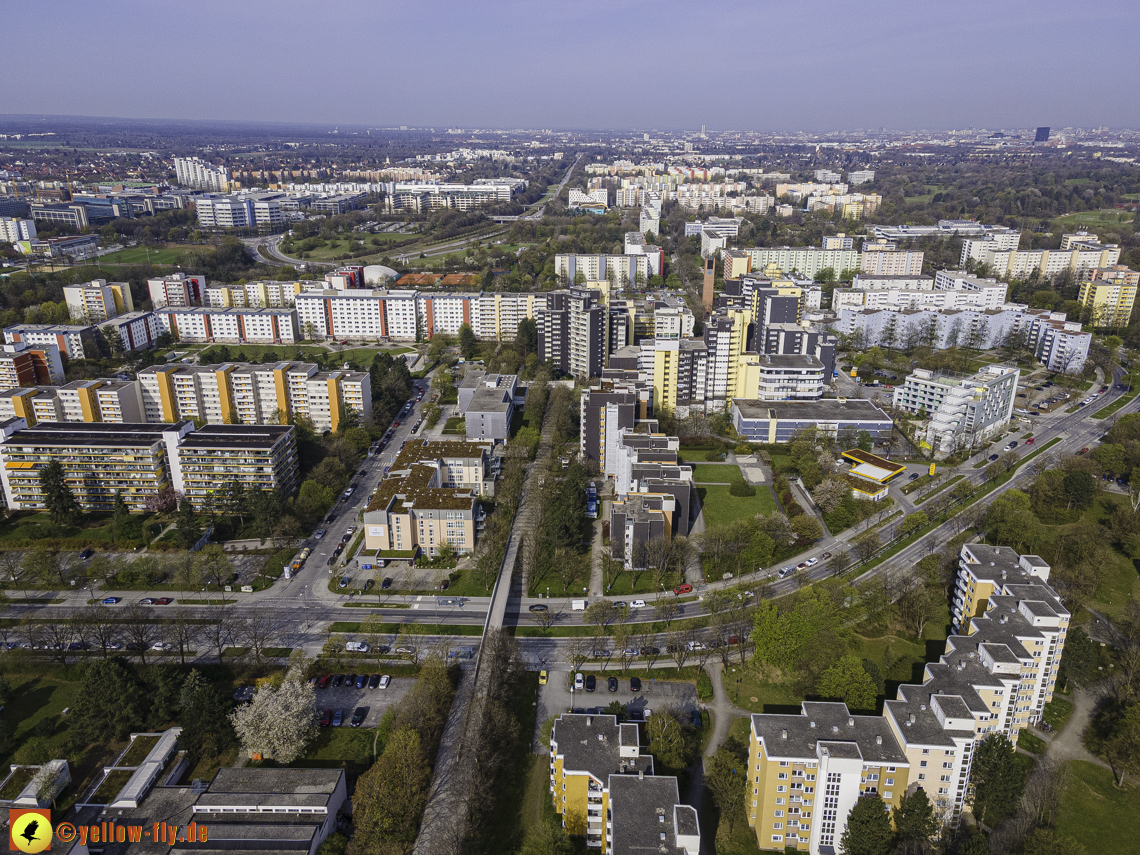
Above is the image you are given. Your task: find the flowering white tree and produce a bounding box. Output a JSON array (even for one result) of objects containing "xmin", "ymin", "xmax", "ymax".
[{"xmin": 229, "ymin": 678, "xmax": 318, "ymax": 763}]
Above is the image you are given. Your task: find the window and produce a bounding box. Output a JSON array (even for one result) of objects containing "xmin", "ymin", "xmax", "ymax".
[
  {"xmin": 922, "ymin": 749, "xmax": 930, "ymax": 755},
  {"xmin": 885, "ymin": 779, "xmax": 894, "ymax": 786},
  {"xmin": 779, "ymin": 761, "xmax": 790, "ymax": 767},
  {"xmin": 918, "ymin": 774, "xmax": 925, "ymax": 781},
  {"xmin": 773, "ymin": 823, "xmax": 783, "ymax": 830},
  {"xmin": 771, "ymin": 836, "xmax": 783, "ymax": 843},
  {"xmin": 777, "ymin": 786, "xmax": 787, "ymax": 793},
  {"xmin": 776, "ymin": 798, "xmax": 786, "ymax": 805},
  {"xmin": 778, "ymin": 773, "xmax": 789, "ymax": 780},
  {"xmin": 920, "ymin": 761, "xmax": 927, "ymax": 767},
  {"xmin": 774, "ymin": 811, "xmax": 784, "ymax": 818},
  {"xmin": 941, "ymin": 775, "xmax": 952, "ymax": 782}
]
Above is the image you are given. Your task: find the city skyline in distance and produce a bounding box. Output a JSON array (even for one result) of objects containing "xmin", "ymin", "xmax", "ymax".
[{"xmin": 2, "ymin": 0, "xmax": 1138, "ymax": 132}]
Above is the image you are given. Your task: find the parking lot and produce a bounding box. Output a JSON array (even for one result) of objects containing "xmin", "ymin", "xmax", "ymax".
[
  {"xmin": 533, "ymin": 670, "xmax": 700, "ymax": 748},
  {"xmin": 312, "ymin": 675, "xmax": 414, "ymax": 727}
]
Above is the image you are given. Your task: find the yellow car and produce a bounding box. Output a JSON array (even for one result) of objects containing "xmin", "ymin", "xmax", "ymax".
[{"xmin": 538, "ymin": 670, "xmax": 548, "ymax": 685}]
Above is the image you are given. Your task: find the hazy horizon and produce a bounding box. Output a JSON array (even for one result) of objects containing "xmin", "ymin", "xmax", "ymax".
[{"xmin": 4, "ymin": 0, "xmax": 1139, "ymax": 132}]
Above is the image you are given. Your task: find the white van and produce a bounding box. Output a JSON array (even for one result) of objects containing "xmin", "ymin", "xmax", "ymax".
[
  {"xmin": 571, "ymin": 599, "xmax": 588, "ymax": 611},
  {"xmin": 345, "ymin": 641, "xmax": 370, "ymax": 653}
]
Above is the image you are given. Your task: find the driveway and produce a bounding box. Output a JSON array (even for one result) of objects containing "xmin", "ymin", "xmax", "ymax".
[{"xmin": 312, "ymin": 675, "xmax": 414, "ymax": 727}]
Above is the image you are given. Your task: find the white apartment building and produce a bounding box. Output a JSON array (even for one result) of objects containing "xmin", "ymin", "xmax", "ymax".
[
  {"xmin": 174, "ymin": 157, "xmax": 230, "ymax": 192},
  {"xmin": 893, "ymin": 365, "xmax": 1019, "ymax": 454},
  {"xmin": 194, "ymin": 193, "xmax": 283, "ymax": 229},
  {"xmin": 569, "ymin": 188, "xmax": 609, "ymax": 207},
  {"xmin": 960, "ymin": 231, "xmax": 1120, "ymax": 279},
  {"xmin": 833, "ymin": 276, "xmax": 1007, "ymax": 313},
  {"xmin": 739, "ymin": 353, "xmax": 827, "ymax": 401},
  {"xmin": 383, "ymin": 179, "xmax": 524, "ymax": 212},
  {"xmin": 3, "ymin": 324, "xmax": 94, "ymax": 360},
  {"xmin": 851, "ymin": 274, "xmax": 934, "ymax": 290},
  {"xmin": 469, "ymin": 292, "xmax": 538, "ymax": 341},
  {"xmin": 147, "ymin": 273, "xmax": 205, "ymax": 309},
  {"xmin": 555, "ymin": 254, "xmax": 652, "ymax": 289},
  {"xmin": 860, "ymin": 248, "xmax": 924, "ymax": 276},
  {"xmin": 0, "ymin": 218, "xmax": 36, "ymax": 242},
  {"xmin": 848, "ymin": 170, "xmax": 875, "ymax": 185},
  {"xmin": 813, "ymin": 169, "xmax": 842, "ymax": 183},
  {"xmin": 822, "ymin": 234, "xmax": 854, "ymax": 250},
  {"xmin": 154, "ymin": 307, "xmax": 299, "ymax": 345},
  {"xmin": 742, "ymin": 247, "xmax": 861, "ymax": 279}
]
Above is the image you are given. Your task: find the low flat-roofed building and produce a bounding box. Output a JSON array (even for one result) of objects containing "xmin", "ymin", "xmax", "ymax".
[
  {"xmin": 731, "ymin": 399, "xmax": 893, "ymax": 444},
  {"xmin": 458, "ymin": 371, "xmax": 517, "ymax": 442}
]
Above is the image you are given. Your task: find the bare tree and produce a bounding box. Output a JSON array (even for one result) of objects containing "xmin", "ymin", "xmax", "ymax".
[
  {"xmin": 531, "ymin": 605, "xmax": 562, "ymax": 635},
  {"xmin": 166, "ymin": 609, "xmax": 201, "ymax": 665},
  {"xmin": 653, "ymin": 598, "xmax": 679, "ymax": 629},
  {"xmin": 237, "ymin": 613, "xmax": 288, "ymax": 668},
  {"xmin": 200, "ymin": 609, "xmax": 235, "ymax": 664},
  {"xmin": 28, "ymin": 620, "xmax": 73, "ymax": 663},
  {"xmin": 567, "ymin": 636, "xmax": 591, "ymax": 672},
  {"xmin": 0, "ymin": 552, "xmax": 29, "ymax": 600},
  {"xmin": 120, "ymin": 603, "xmax": 162, "ymax": 664},
  {"xmin": 667, "ymin": 630, "xmax": 689, "ymax": 669}
]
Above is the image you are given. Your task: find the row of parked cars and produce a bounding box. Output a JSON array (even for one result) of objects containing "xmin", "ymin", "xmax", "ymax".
[
  {"xmin": 777, "ymin": 553, "xmax": 830, "ymax": 578},
  {"xmin": 316, "ymin": 673, "xmax": 391, "ymax": 690},
  {"xmin": 320, "ymin": 707, "xmax": 369, "ymax": 728},
  {"xmin": 569, "ymin": 673, "xmax": 644, "ymax": 693}
]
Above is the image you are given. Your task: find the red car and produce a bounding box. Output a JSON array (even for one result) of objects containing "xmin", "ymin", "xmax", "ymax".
[
  {"xmin": 393, "ymin": 420, "xmax": 400, "ymax": 427},
  {"xmin": 317, "ymin": 674, "xmax": 332, "ymax": 689},
  {"xmin": 319, "ymin": 709, "xmax": 333, "ymax": 727},
  {"xmin": 154, "ymin": 598, "xmax": 172, "ymax": 605},
  {"xmin": 1026, "ymin": 437, "xmax": 1035, "ymax": 444}
]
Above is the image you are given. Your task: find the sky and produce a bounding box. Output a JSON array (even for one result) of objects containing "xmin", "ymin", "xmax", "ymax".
[{"xmin": 4, "ymin": 0, "xmax": 1139, "ymax": 132}]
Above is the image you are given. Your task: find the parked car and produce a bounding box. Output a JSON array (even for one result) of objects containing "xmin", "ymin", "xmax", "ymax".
[
  {"xmin": 821, "ymin": 552, "xmax": 832, "ymax": 560},
  {"xmin": 778, "ymin": 567, "xmax": 794, "ymax": 578},
  {"xmin": 692, "ymin": 709, "xmax": 704, "ymax": 728},
  {"xmin": 79, "ymin": 548, "xmax": 94, "ymax": 560},
  {"xmin": 351, "ymin": 707, "xmax": 368, "ymax": 727},
  {"xmin": 988, "ymin": 454, "xmax": 1000, "ymax": 461},
  {"xmin": 574, "ymin": 673, "xmax": 584, "ymax": 690},
  {"xmin": 538, "ymin": 670, "xmax": 548, "ymax": 685},
  {"xmin": 608, "ymin": 677, "xmax": 618, "ymax": 692},
  {"xmin": 355, "ymin": 674, "xmax": 367, "ymax": 689},
  {"xmin": 332, "ymin": 675, "xmax": 345, "ymax": 688},
  {"xmin": 630, "ymin": 599, "xmax": 646, "ymax": 609},
  {"xmin": 1026, "ymin": 437, "xmax": 1035, "ymax": 444},
  {"xmin": 314, "ymin": 529, "xmax": 327, "ymax": 540},
  {"xmin": 154, "ymin": 598, "xmax": 172, "ymax": 605},
  {"xmin": 338, "ymin": 576, "xmax": 350, "ymax": 589},
  {"xmin": 101, "ymin": 597, "xmax": 122, "ymax": 605},
  {"xmin": 585, "ymin": 675, "xmax": 596, "ymax": 693},
  {"xmin": 381, "ymin": 578, "xmax": 392, "ymax": 589},
  {"xmin": 320, "ymin": 709, "xmax": 333, "ymax": 727},
  {"xmin": 629, "ymin": 677, "xmax": 642, "ymax": 692},
  {"xmin": 317, "ymin": 674, "xmax": 332, "ymax": 689},
  {"xmin": 140, "ymin": 598, "xmax": 155, "ymax": 604},
  {"xmin": 639, "ymin": 646, "xmax": 660, "ymax": 656},
  {"xmin": 368, "ymin": 674, "xmax": 381, "ymax": 689},
  {"xmin": 806, "ymin": 557, "xmax": 819, "ymax": 567},
  {"xmin": 378, "ymin": 675, "xmax": 391, "ymax": 689},
  {"xmin": 332, "ymin": 709, "xmax": 344, "ymax": 727},
  {"xmin": 908, "ymin": 473, "xmax": 919, "ymax": 480}
]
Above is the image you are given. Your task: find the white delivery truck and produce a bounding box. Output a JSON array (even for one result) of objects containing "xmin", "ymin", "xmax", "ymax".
[{"xmin": 571, "ymin": 599, "xmax": 588, "ymax": 611}]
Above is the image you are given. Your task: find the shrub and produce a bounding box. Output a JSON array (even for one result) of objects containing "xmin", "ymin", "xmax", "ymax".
[
  {"xmin": 735, "ymin": 443, "xmax": 752, "ymax": 455},
  {"xmin": 729, "ymin": 481, "xmax": 756, "ymax": 497},
  {"xmin": 696, "ymin": 669, "xmax": 713, "ymax": 701}
]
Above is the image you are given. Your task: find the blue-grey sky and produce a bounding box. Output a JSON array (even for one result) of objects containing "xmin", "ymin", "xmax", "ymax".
[{"xmin": 5, "ymin": 0, "xmax": 1138, "ymax": 131}]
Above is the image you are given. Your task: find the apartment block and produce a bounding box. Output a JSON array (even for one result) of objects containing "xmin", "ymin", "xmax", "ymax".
[
  {"xmin": 155, "ymin": 307, "xmax": 300, "ymax": 345},
  {"xmin": 62, "ymin": 280, "xmax": 134, "ymax": 322},
  {"xmin": 848, "ymin": 170, "xmax": 875, "ymax": 185},
  {"xmin": 742, "ymin": 246, "xmax": 861, "ymax": 279},
  {"xmin": 3, "ymin": 323, "xmax": 96, "ymax": 360},
  {"xmin": 851, "ymin": 274, "xmax": 934, "ymax": 291},
  {"xmin": 748, "ymin": 702, "xmax": 911, "ymax": 852},
  {"xmin": 176, "ymin": 424, "xmax": 300, "ymax": 508},
  {"xmin": 138, "ymin": 362, "xmax": 371, "ymax": 433},
  {"xmin": 703, "ymin": 308, "xmax": 751, "ymax": 411},
  {"xmin": 0, "ymin": 379, "xmax": 144, "ymax": 426},
  {"xmin": 748, "ymin": 544, "xmax": 1069, "ymax": 847},
  {"xmin": 0, "ymin": 217, "xmax": 36, "ymax": 242},
  {"xmin": 457, "ymin": 371, "xmax": 516, "ymax": 442},
  {"xmin": 860, "ymin": 248, "xmax": 924, "ymax": 276},
  {"xmin": 0, "ymin": 341, "xmax": 64, "ymax": 391},
  {"xmin": 362, "ymin": 446, "xmax": 481, "ymax": 556},
  {"xmin": 469, "ymin": 292, "xmax": 539, "ymax": 341},
  {"xmin": 646, "ymin": 337, "xmax": 708, "ymax": 416},
  {"xmin": 548, "ymin": 713, "xmax": 700, "ymax": 855},
  {"xmin": 893, "ymin": 365, "xmax": 1019, "ymax": 454},
  {"xmin": 579, "ymin": 383, "xmax": 651, "ymax": 471},
  {"xmin": 147, "ymin": 273, "xmax": 205, "ymax": 308},
  {"xmin": 555, "ymin": 254, "xmax": 652, "ymax": 291},
  {"xmin": 960, "ymin": 231, "xmax": 1120, "ymax": 279},
  {"xmin": 833, "ymin": 274, "xmax": 1007, "ymax": 313},
  {"xmin": 1077, "ymin": 267, "xmax": 1138, "ymax": 327},
  {"xmin": 538, "ymin": 288, "xmax": 612, "ymax": 379},
  {"xmin": 735, "ymin": 353, "xmax": 827, "ymax": 401},
  {"xmin": 174, "ymin": 156, "xmax": 231, "ymax": 192},
  {"xmin": 100, "ymin": 311, "xmax": 160, "ymax": 353},
  {"xmin": 383, "ymin": 179, "xmax": 525, "ymax": 212}
]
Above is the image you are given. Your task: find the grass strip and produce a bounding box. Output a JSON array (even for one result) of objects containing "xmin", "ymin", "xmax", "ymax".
[{"xmin": 915, "ymin": 474, "xmax": 964, "ymax": 505}]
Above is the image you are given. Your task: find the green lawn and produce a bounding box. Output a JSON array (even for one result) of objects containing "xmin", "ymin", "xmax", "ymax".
[
  {"xmin": 285, "ymin": 728, "xmax": 376, "ymax": 780},
  {"xmin": 0, "ymin": 510, "xmax": 155, "ymax": 549},
  {"xmin": 1016, "ymin": 730, "xmax": 1047, "ymax": 754},
  {"xmin": 1055, "ymin": 761, "xmax": 1140, "ymax": 852},
  {"xmin": 726, "ymin": 666, "xmax": 805, "ymax": 714},
  {"xmin": 97, "ymin": 244, "xmax": 199, "ymax": 265},
  {"xmin": 689, "ymin": 463, "xmax": 744, "ymax": 483},
  {"xmin": 442, "ymin": 416, "xmax": 466, "ymax": 435},
  {"xmin": 1054, "ymin": 209, "xmax": 1134, "ymax": 228},
  {"xmin": 697, "ymin": 485, "xmax": 777, "ymax": 528},
  {"xmin": 1043, "ymin": 696, "xmax": 1073, "ymax": 732}
]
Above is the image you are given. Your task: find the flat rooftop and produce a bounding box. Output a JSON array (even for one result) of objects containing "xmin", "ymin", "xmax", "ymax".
[{"xmin": 733, "ymin": 398, "xmax": 891, "ymax": 422}]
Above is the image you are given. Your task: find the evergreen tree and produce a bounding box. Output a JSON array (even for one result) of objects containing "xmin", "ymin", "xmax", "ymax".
[
  {"xmin": 892, "ymin": 787, "xmax": 938, "ymax": 847},
  {"xmin": 111, "ymin": 489, "xmax": 129, "ymax": 540},
  {"xmin": 969, "ymin": 734, "xmax": 1024, "ymax": 827},
  {"xmin": 175, "ymin": 497, "xmax": 203, "ymax": 550},
  {"xmin": 516, "ymin": 317, "xmax": 538, "ymax": 357},
  {"xmin": 72, "ymin": 657, "xmax": 148, "ymax": 742},
  {"xmin": 839, "ymin": 795, "xmax": 894, "ymax": 855},
  {"xmin": 458, "ymin": 322, "xmax": 478, "ymax": 360},
  {"xmin": 226, "ymin": 478, "xmax": 248, "ymax": 525},
  {"xmin": 39, "ymin": 460, "xmax": 80, "ymax": 526}
]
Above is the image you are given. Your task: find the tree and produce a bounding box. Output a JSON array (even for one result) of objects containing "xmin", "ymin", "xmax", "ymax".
[
  {"xmin": 897, "ymin": 582, "xmax": 939, "ymax": 637},
  {"xmin": 39, "ymin": 460, "xmax": 80, "ymax": 526},
  {"xmin": 839, "ymin": 795, "xmax": 894, "ymax": 855},
  {"xmin": 852, "ymin": 530, "xmax": 881, "ymax": 563},
  {"xmin": 1017, "ymin": 829, "xmax": 1088, "ymax": 855},
  {"xmin": 179, "ymin": 671, "xmax": 236, "ymax": 762},
  {"xmin": 175, "ymin": 497, "xmax": 203, "ymax": 549},
  {"xmin": 144, "ymin": 484, "xmax": 179, "ymax": 514},
  {"xmin": 791, "ymin": 513, "xmax": 823, "ymax": 542},
  {"xmin": 653, "ymin": 598, "xmax": 679, "ymax": 628},
  {"xmin": 72, "ymin": 656, "xmax": 148, "ymax": 742},
  {"xmin": 813, "ymin": 476, "xmax": 850, "ymax": 513},
  {"xmin": 817, "ymin": 655, "xmax": 878, "ymax": 711},
  {"xmin": 111, "ymin": 489, "xmax": 130, "ymax": 541},
  {"xmin": 892, "ymin": 787, "xmax": 937, "ymax": 848},
  {"xmin": 1105, "ymin": 701, "xmax": 1140, "ymax": 787},
  {"xmin": 1063, "ymin": 469, "xmax": 1096, "ymax": 510},
  {"xmin": 458, "ymin": 323, "xmax": 479, "ymax": 360},
  {"xmin": 705, "ymin": 739, "xmax": 748, "ymax": 843},
  {"xmin": 583, "ymin": 600, "xmax": 614, "ymax": 639},
  {"xmin": 120, "ymin": 603, "xmax": 162, "ymax": 664},
  {"xmin": 970, "ymin": 734, "xmax": 1024, "ymax": 827},
  {"xmin": 645, "ymin": 711, "xmax": 687, "ymax": 770},
  {"xmin": 531, "ymin": 605, "xmax": 561, "ymax": 635},
  {"xmin": 229, "ymin": 678, "xmax": 318, "ymax": 763},
  {"xmin": 351, "ymin": 728, "xmax": 432, "ymax": 845}
]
